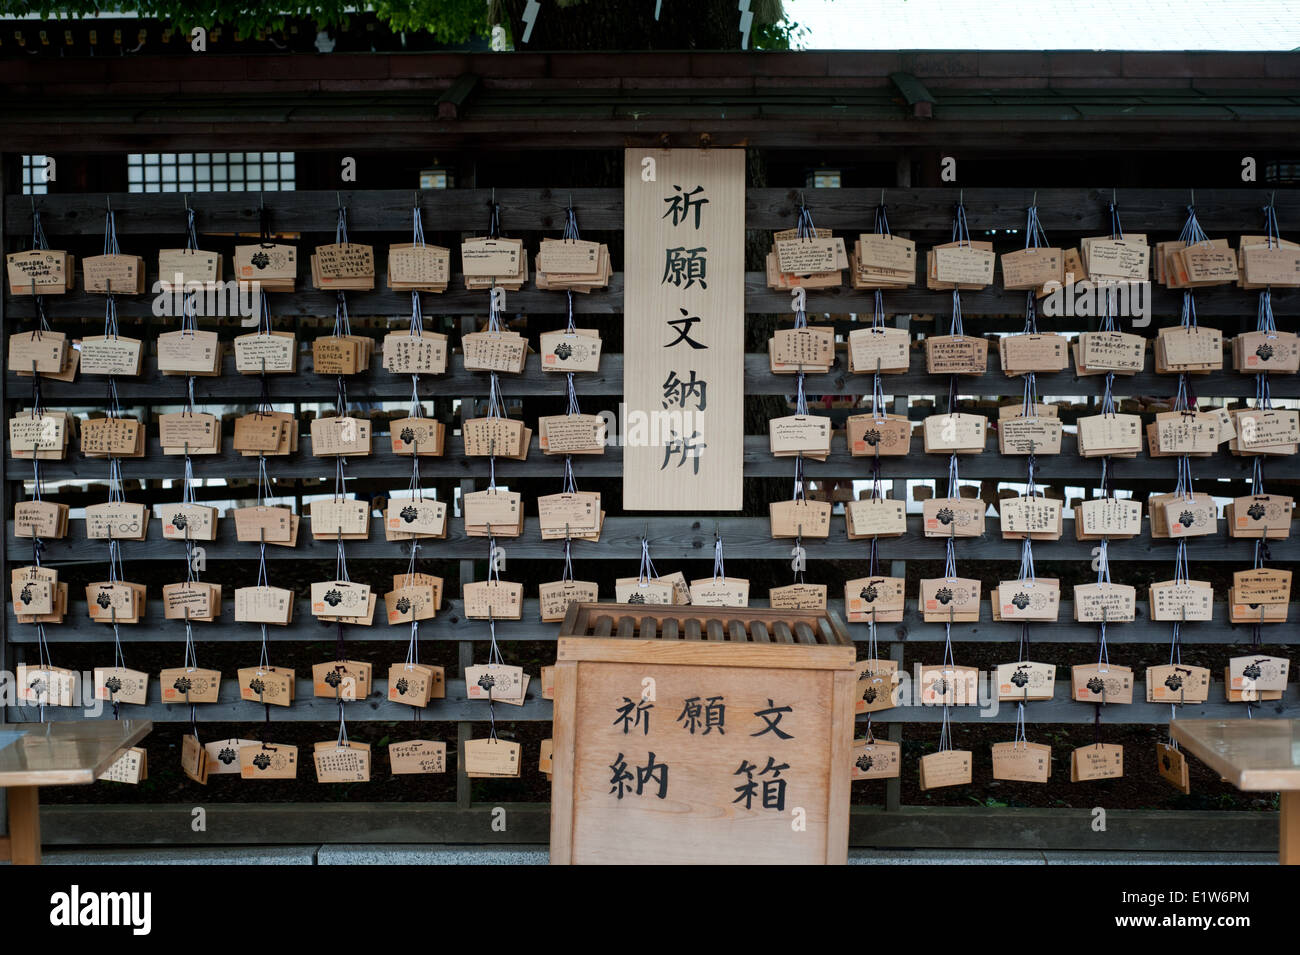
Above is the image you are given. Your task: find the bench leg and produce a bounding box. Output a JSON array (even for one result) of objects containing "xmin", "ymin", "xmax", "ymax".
[
  {"xmin": 1282, "ymin": 791, "xmax": 1300, "ymax": 866},
  {"xmin": 8, "ymin": 787, "xmax": 41, "ymax": 865}
]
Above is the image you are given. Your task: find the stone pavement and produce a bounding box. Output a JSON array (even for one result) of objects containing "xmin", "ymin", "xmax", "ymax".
[{"xmin": 21, "ymin": 846, "xmax": 1276, "ymax": 865}]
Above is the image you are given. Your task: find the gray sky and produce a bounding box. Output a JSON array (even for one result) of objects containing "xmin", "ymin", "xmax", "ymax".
[{"xmin": 784, "ymin": 0, "xmax": 1300, "ymax": 49}]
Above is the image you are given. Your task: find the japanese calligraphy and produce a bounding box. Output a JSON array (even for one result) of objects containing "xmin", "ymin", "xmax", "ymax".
[
  {"xmin": 609, "ymin": 752, "xmax": 669, "ymax": 799},
  {"xmin": 662, "ymin": 369, "xmax": 708, "ymax": 411},
  {"xmin": 613, "ymin": 696, "xmax": 654, "ymax": 735},
  {"xmin": 751, "ymin": 699, "xmax": 794, "ymax": 739},
  {"xmin": 662, "ymin": 247, "xmax": 709, "ymax": 289},
  {"xmin": 733, "ymin": 757, "xmax": 789, "ymax": 811},
  {"xmin": 661, "ymin": 429, "xmax": 707, "ymax": 474},
  {"xmin": 677, "ymin": 695, "xmax": 726, "ymax": 735},
  {"xmin": 625, "ymin": 148, "xmax": 744, "ymax": 509},
  {"xmin": 665, "ymin": 309, "xmax": 708, "ymax": 349},
  {"xmin": 662, "ymin": 184, "xmax": 709, "ymax": 229}
]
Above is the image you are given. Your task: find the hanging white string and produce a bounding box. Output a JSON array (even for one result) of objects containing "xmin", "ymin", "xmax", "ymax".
[
  {"xmin": 486, "ymin": 616, "xmax": 505, "ymax": 667},
  {"xmin": 103, "ymin": 202, "xmax": 120, "ymax": 257},
  {"xmin": 1255, "ymin": 372, "xmax": 1273, "ymax": 412},
  {"xmin": 1108, "ymin": 194, "xmax": 1125, "ymax": 242},
  {"xmin": 1022, "ymin": 200, "xmax": 1047, "ymax": 336},
  {"xmin": 111, "ymin": 615, "xmax": 126, "ymax": 672},
  {"xmin": 1021, "ymin": 370, "xmax": 1040, "ymax": 419},
  {"xmin": 107, "ymin": 457, "xmax": 125, "ymax": 504},
  {"xmin": 560, "ymin": 534, "xmax": 575, "ymax": 583},
  {"xmin": 103, "ymin": 289, "xmax": 120, "ymax": 340},
  {"xmin": 403, "ymin": 618, "xmax": 421, "ymax": 669},
  {"xmin": 937, "ymin": 703, "xmax": 953, "ymax": 752},
  {"xmin": 182, "ymin": 609, "xmax": 199, "ymax": 673},
  {"xmin": 487, "ymin": 275, "xmax": 503, "ymax": 333},
  {"xmin": 791, "ymin": 453, "xmax": 806, "ymax": 502},
  {"xmin": 949, "ymin": 288, "xmax": 964, "ymax": 337},
  {"xmin": 333, "ymin": 291, "xmax": 352, "ymax": 338},
  {"xmin": 870, "ymin": 365, "xmax": 886, "ymax": 421},
  {"xmin": 258, "ymin": 623, "xmax": 270, "ymax": 672},
  {"xmin": 1100, "ymin": 370, "xmax": 1117, "ymax": 418},
  {"xmin": 336, "ymin": 700, "xmax": 350, "ymax": 748},
  {"xmin": 1096, "ymin": 537, "xmax": 1112, "ymax": 587},
  {"xmin": 335, "ymin": 533, "xmax": 351, "ymax": 584},
  {"xmin": 407, "ymin": 451, "xmax": 426, "ymax": 504},
  {"xmin": 409, "ymin": 288, "xmax": 424, "ymax": 336},
  {"xmin": 1173, "ymin": 538, "xmax": 1189, "ymax": 585},
  {"xmin": 32, "ymin": 205, "xmax": 49, "ymax": 251},
  {"xmin": 412, "ymin": 199, "xmax": 426, "ymax": 248},
  {"xmin": 256, "ymin": 289, "xmax": 273, "ymax": 337},
  {"xmin": 952, "ymin": 197, "xmax": 971, "ymax": 248},
  {"xmin": 636, "ymin": 532, "xmax": 659, "ymax": 586},
  {"xmin": 1017, "ymin": 537, "xmax": 1036, "ymax": 586},
  {"xmin": 486, "ymin": 372, "xmax": 505, "ymax": 419},
  {"xmin": 1097, "ymin": 618, "xmax": 1111, "ymax": 672},
  {"xmin": 943, "ymin": 536, "xmax": 958, "ymax": 580},
  {"xmin": 1174, "ymin": 454, "xmax": 1195, "ymax": 502},
  {"xmin": 711, "ymin": 532, "xmax": 726, "ymax": 582}
]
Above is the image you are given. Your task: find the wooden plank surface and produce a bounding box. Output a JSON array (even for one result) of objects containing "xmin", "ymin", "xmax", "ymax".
[
  {"xmin": 0, "ymin": 720, "xmax": 152, "ymax": 787},
  {"xmin": 558, "ymin": 636, "xmax": 856, "ymax": 669},
  {"xmin": 622, "ymin": 148, "xmax": 745, "ymax": 510},
  {"xmin": 1169, "ymin": 718, "xmax": 1300, "ymax": 791}
]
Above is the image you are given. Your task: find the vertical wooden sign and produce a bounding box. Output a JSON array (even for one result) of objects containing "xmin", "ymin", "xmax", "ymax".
[{"xmin": 623, "ymin": 148, "xmax": 745, "ymax": 510}]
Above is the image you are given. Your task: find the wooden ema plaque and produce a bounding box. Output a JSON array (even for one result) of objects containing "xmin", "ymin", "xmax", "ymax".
[{"xmin": 550, "ymin": 603, "xmax": 856, "ymax": 865}]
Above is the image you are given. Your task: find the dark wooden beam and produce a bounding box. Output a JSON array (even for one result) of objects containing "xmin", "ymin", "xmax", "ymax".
[
  {"xmin": 437, "ymin": 72, "xmax": 482, "ymax": 120},
  {"xmin": 35, "ymin": 802, "xmax": 1280, "ymax": 852},
  {"xmin": 890, "ymin": 71, "xmax": 936, "ymax": 119}
]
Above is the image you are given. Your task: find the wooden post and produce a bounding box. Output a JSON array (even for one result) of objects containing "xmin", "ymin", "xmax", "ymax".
[
  {"xmin": 887, "ymin": 562, "xmax": 906, "ymax": 814},
  {"xmin": 0, "ymin": 152, "xmax": 10, "ymax": 842},
  {"xmin": 884, "ymin": 315, "xmax": 911, "ymax": 815},
  {"xmin": 7, "ymin": 786, "xmax": 40, "ymax": 865},
  {"xmin": 1281, "ymin": 790, "xmax": 1299, "ymax": 866},
  {"xmin": 457, "ymin": 312, "xmax": 478, "ymax": 811}
]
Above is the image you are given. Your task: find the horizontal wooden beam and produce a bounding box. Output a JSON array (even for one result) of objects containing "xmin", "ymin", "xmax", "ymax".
[
  {"xmin": 11, "ymin": 515, "xmax": 1299, "ymax": 562},
  {"xmin": 20, "ymin": 276, "xmax": 1299, "ymax": 320},
  {"xmin": 10, "ymin": 679, "xmax": 1294, "ymax": 724},
  {"xmin": 35, "ymin": 802, "xmax": 1280, "ymax": 853},
  {"xmin": 39, "ymin": 802, "xmax": 553, "ymax": 846},
  {"xmin": 7, "ymin": 354, "xmax": 1299, "ymax": 408},
  {"xmin": 9, "ymin": 600, "xmax": 1287, "ymax": 646},
  {"xmin": 10, "ymin": 433, "xmax": 1297, "ymax": 484},
  {"xmin": 12, "ymin": 187, "xmax": 1300, "ymax": 235}
]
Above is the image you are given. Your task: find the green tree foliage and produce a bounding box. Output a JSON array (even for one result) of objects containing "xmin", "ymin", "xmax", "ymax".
[{"xmin": 0, "ymin": 0, "xmax": 808, "ymax": 49}]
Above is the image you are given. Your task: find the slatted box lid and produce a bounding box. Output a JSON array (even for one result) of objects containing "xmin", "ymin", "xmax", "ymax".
[{"xmin": 560, "ymin": 602, "xmax": 850, "ymax": 643}]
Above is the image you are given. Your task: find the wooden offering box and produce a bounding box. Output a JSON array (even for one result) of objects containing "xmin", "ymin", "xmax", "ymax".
[{"xmin": 550, "ymin": 603, "xmax": 856, "ymax": 865}]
